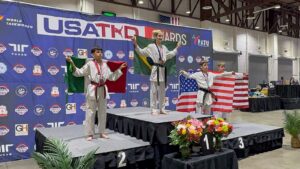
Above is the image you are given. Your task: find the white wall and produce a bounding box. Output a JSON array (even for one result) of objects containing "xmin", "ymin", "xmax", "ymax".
[{"xmin": 18, "ymin": 0, "xmax": 80, "ymax": 11}]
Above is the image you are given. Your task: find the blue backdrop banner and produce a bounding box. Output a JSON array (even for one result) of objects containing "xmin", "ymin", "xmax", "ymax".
[{"xmin": 0, "ymin": 1, "xmax": 212, "ymax": 162}]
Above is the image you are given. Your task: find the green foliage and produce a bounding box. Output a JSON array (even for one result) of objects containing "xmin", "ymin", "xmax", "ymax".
[
  {"xmin": 283, "ymin": 110, "xmax": 300, "ymax": 138},
  {"xmin": 169, "ymin": 128, "xmax": 191, "ymax": 149},
  {"xmin": 32, "ymin": 139, "xmax": 97, "ymax": 169}
]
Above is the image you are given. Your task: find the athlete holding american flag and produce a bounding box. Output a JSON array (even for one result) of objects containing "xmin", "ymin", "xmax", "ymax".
[{"xmin": 179, "ymin": 60, "xmax": 235, "ymax": 115}]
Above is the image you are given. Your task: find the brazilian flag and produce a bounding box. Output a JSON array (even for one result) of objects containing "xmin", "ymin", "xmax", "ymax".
[{"xmin": 134, "ymin": 36, "xmax": 177, "ymax": 76}]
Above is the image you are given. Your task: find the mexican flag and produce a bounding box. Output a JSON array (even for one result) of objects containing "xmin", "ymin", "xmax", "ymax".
[
  {"xmin": 66, "ymin": 57, "xmax": 127, "ymax": 93},
  {"xmin": 134, "ymin": 36, "xmax": 177, "ymax": 76}
]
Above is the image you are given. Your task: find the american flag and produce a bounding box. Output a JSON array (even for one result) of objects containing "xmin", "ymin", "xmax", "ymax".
[
  {"xmin": 159, "ymin": 14, "xmax": 180, "ymax": 26},
  {"xmin": 176, "ymin": 72, "xmax": 249, "ymax": 113},
  {"xmin": 176, "ymin": 74, "xmax": 198, "ymax": 112},
  {"xmin": 233, "ymin": 76, "xmax": 249, "ymax": 109},
  {"xmin": 211, "ymin": 75, "xmax": 235, "ymax": 113}
]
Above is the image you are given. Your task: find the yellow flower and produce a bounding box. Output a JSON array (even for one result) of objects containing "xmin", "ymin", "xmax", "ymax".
[
  {"xmin": 186, "ymin": 123, "xmax": 191, "ymax": 127},
  {"xmin": 181, "ymin": 128, "xmax": 187, "ymax": 135},
  {"xmin": 189, "ymin": 129, "xmax": 196, "ymax": 135}
]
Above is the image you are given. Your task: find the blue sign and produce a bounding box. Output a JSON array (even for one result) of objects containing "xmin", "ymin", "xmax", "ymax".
[{"xmin": 0, "ymin": 1, "xmax": 212, "ymax": 162}]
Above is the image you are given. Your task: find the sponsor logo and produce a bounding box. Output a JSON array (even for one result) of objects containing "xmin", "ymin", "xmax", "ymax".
[
  {"xmin": 0, "ymin": 43, "xmax": 7, "ymax": 53},
  {"xmin": 142, "ymin": 98, "xmax": 149, "ymax": 107},
  {"xmin": 0, "ymin": 144, "xmax": 13, "ymax": 157},
  {"xmin": 0, "ymin": 62, "xmax": 7, "ymax": 74},
  {"xmin": 63, "ymin": 48, "xmax": 74, "ymax": 57},
  {"xmin": 33, "ymin": 86, "xmax": 45, "ymax": 96},
  {"xmin": 5, "ymin": 17, "xmax": 33, "ymax": 29},
  {"xmin": 202, "ymin": 56, "xmax": 210, "ymax": 62},
  {"xmin": 51, "ymin": 86, "xmax": 59, "ymax": 97},
  {"xmin": 48, "ymin": 47, "xmax": 58, "ymax": 58},
  {"xmin": 37, "ymin": 14, "xmax": 145, "ymax": 40},
  {"xmin": 107, "ymin": 100, "xmax": 116, "ymax": 109},
  {"xmin": 34, "ymin": 105, "xmax": 45, "ymax": 116},
  {"xmin": 130, "ymin": 99, "xmax": 138, "ymax": 107},
  {"xmin": 116, "ymin": 50, "xmax": 125, "ymax": 59},
  {"xmin": 77, "ymin": 48, "xmax": 87, "ymax": 58},
  {"xmin": 33, "ymin": 64, "xmax": 42, "ymax": 76},
  {"xmin": 141, "ymin": 83, "xmax": 149, "ymax": 92},
  {"xmin": 0, "ymin": 125, "xmax": 9, "ymax": 136},
  {"xmin": 33, "ymin": 124, "xmax": 44, "ymax": 131},
  {"xmin": 120, "ymin": 99, "xmax": 127, "ymax": 108},
  {"xmin": 169, "ymin": 83, "xmax": 179, "ymax": 92},
  {"xmin": 13, "ymin": 64, "xmax": 26, "ymax": 74},
  {"xmin": 47, "ymin": 122, "xmax": 64, "ymax": 128},
  {"xmin": 0, "ymin": 86, "xmax": 9, "ymax": 96},
  {"xmin": 192, "ymin": 35, "xmax": 210, "ymax": 47},
  {"xmin": 172, "ymin": 98, "xmax": 178, "ymax": 105},
  {"xmin": 8, "ymin": 43, "xmax": 28, "ymax": 56},
  {"xmin": 128, "ymin": 83, "xmax": 140, "ymax": 93},
  {"xmin": 128, "ymin": 51, "xmax": 134, "ymax": 60},
  {"xmin": 48, "ymin": 65, "xmax": 59, "ymax": 75},
  {"xmin": 128, "ymin": 66, "xmax": 134, "ymax": 74},
  {"xmin": 16, "ymin": 144, "xmax": 29, "ymax": 153},
  {"xmin": 50, "ymin": 104, "xmax": 62, "ymax": 114},
  {"xmin": 0, "ymin": 109, "xmax": 7, "ymax": 118},
  {"xmin": 80, "ymin": 102, "xmax": 86, "ymax": 111},
  {"xmin": 31, "ymin": 46, "xmax": 43, "ymax": 56},
  {"xmin": 196, "ymin": 56, "xmax": 202, "ymax": 63},
  {"xmin": 15, "ymin": 124, "xmax": 28, "ymax": 136},
  {"xmin": 104, "ymin": 50, "xmax": 113, "ymax": 59},
  {"xmin": 187, "ymin": 55, "xmax": 193, "ymax": 63},
  {"xmin": 67, "ymin": 121, "xmax": 76, "ymax": 125},
  {"xmin": 15, "ymin": 85, "xmax": 27, "ymax": 97},
  {"xmin": 178, "ymin": 55, "xmax": 185, "ymax": 62},
  {"xmin": 15, "ymin": 105, "xmax": 28, "ymax": 116},
  {"xmin": 66, "ymin": 103, "xmax": 76, "ymax": 114}
]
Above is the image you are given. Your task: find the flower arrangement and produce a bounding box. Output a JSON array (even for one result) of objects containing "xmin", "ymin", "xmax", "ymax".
[
  {"xmin": 204, "ymin": 117, "xmax": 233, "ymax": 150},
  {"xmin": 169, "ymin": 116, "xmax": 204, "ymax": 158}
]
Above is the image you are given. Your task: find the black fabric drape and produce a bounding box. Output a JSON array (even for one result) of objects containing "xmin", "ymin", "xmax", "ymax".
[
  {"xmin": 275, "ymin": 85, "xmax": 300, "ymax": 98},
  {"xmin": 242, "ymin": 96, "xmax": 281, "ymax": 112},
  {"xmin": 162, "ymin": 149, "xmax": 238, "ymax": 169}
]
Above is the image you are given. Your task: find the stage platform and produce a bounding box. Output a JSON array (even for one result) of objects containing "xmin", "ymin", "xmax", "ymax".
[
  {"xmin": 107, "ymin": 107, "xmax": 211, "ymax": 144},
  {"xmin": 223, "ymin": 123, "xmax": 284, "ymax": 158},
  {"xmin": 35, "ymin": 125, "xmax": 154, "ymax": 169},
  {"xmin": 107, "ymin": 107, "xmax": 284, "ymax": 159}
]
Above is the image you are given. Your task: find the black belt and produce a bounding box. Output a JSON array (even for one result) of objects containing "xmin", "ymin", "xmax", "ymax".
[
  {"xmin": 152, "ymin": 63, "xmax": 167, "ymax": 86},
  {"xmin": 198, "ymin": 87, "xmax": 218, "ymax": 102}
]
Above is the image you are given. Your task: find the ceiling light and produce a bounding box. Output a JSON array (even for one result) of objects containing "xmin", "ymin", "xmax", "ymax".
[
  {"xmin": 202, "ymin": 6, "xmax": 212, "ymax": 10},
  {"xmin": 202, "ymin": 0, "xmax": 212, "ymax": 10},
  {"xmin": 138, "ymin": 0, "xmax": 144, "ymax": 4},
  {"xmin": 274, "ymin": 5, "xmax": 281, "ymax": 9},
  {"xmin": 253, "ymin": 5, "xmax": 281, "ymax": 14},
  {"xmin": 247, "ymin": 15, "xmax": 255, "ymax": 20},
  {"xmin": 225, "ymin": 18, "xmax": 230, "ymax": 22},
  {"xmin": 255, "ymin": 26, "xmax": 260, "ymax": 29},
  {"xmin": 186, "ymin": 11, "xmax": 191, "ymax": 14}
]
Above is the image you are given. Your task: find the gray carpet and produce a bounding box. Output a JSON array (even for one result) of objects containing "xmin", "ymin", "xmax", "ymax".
[
  {"xmin": 37, "ymin": 125, "xmax": 150, "ymax": 158},
  {"xmin": 224, "ymin": 123, "xmax": 282, "ymax": 140},
  {"xmin": 107, "ymin": 107, "xmax": 211, "ymax": 123}
]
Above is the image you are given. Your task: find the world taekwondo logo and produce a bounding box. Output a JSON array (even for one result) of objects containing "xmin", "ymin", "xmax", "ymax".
[
  {"xmin": 192, "ymin": 35, "xmax": 210, "ymax": 47},
  {"xmin": 36, "ymin": 14, "xmax": 145, "ymax": 40}
]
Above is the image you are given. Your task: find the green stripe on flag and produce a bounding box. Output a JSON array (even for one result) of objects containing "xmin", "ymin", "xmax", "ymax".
[
  {"xmin": 134, "ymin": 36, "xmax": 177, "ymax": 76},
  {"xmin": 66, "ymin": 57, "xmax": 86, "ymax": 93}
]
